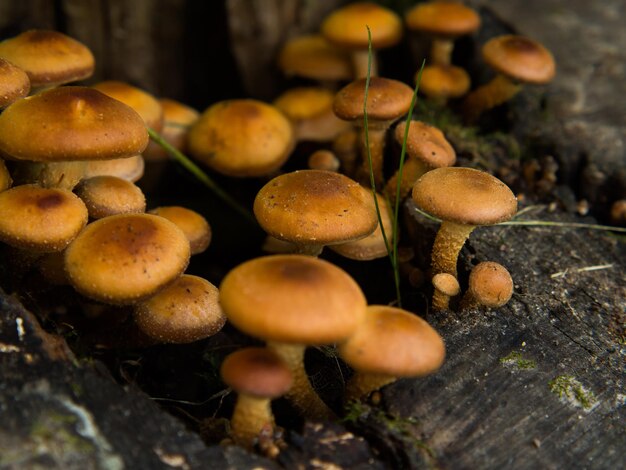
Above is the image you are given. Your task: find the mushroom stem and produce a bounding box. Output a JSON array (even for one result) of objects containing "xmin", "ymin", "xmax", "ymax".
[
  {"xmin": 352, "ymin": 49, "xmax": 378, "ymax": 79},
  {"xmin": 461, "ymin": 74, "xmax": 522, "ymax": 123},
  {"xmin": 295, "ymin": 244, "xmax": 324, "ymax": 257},
  {"xmin": 431, "ymin": 221, "xmax": 476, "ymax": 277},
  {"xmin": 267, "ymin": 342, "xmax": 336, "ymax": 421},
  {"xmin": 230, "ymin": 393, "xmax": 274, "ymax": 449},
  {"xmin": 430, "ymin": 38, "xmax": 454, "ymax": 66},
  {"xmin": 345, "ymin": 372, "xmax": 395, "ymax": 402},
  {"xmin": 384, "ymin": 158, "xmax": 429, "ymax": 206},
  {"xmin": 357, "ymin": 126, "xmax": 387, "ymax": 187},
  {"xmin": 13, "ymin": 161, "xmax": 87, "ymax": 190}
]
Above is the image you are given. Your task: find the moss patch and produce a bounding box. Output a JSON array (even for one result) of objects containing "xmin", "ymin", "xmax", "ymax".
[
  {"xmin": 499, "ymin": 351, "xmax": 537, "ymax": 370},
  {"xmin": 548, "ymin": 375, "xmax": 597, "ymax": 410}
]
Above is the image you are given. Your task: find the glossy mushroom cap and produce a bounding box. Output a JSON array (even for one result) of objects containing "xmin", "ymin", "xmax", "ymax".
[
  {"xmin": 0, "ymin": 58, "xmax": 30, "ymax": 108},
  {"xmin": 412, "ymin": 167, "xmax": 517, "ymax": 226},
  {"xmin": 432, "ymin": 273, "xmax": 460, "ymax": 297},
  {"xmin": 220, "ymin": 254, "xmax": 367, "ymax": 345},
  {"xmin": 277, "ymin": 35, "xmax": 352, "ymax": 81},
  {"xmin": 321, "ymin": 2, "xmax": 402, "ymax": 50},
  {"xmin": 333, "ymin": 77, "xmax": 414, "ymax": 126},
  {"xmin": 395, "ymin": 121, "xmax": 456, "ymax": 169},
  {"xmin": 65, "ymin": 213, "xmax": 190, "ymax": 305},
  {"xmin": 0, "ymin": 87, "xmax": 149, "ymax": 162},
  {"xmin": 149, "ymin": 206, "xmax": 212, "ymax": 255},
  {"xmin": 0, "ymin": 30, "xmax": 95, "ymax": 88},
  {"xmin": 254, "ymin": 170, "xmax": 378, "ymax": 247},
  {"xmin": 134, "ymin": 274, "xmax": 225, "ymax": 343},
  {"xmin": 339, "ymin": 305, "xmax": 445, "ymax": 377},
  {"xmin": 466, "ymin": 261, "xmax": 514, "ymax": 308},
  {"xmin": 419, "ymin": 64, "xmax": 470, "ymax": 100},
  {"xmin": 93, "ymin": 80, "xmax": 164, "ymax": 131},
  {"xmin": 0, "ymin": 184, "xmax": 88, "ymax": 252},
  {"xmin": 74, "ymin": 175, "xmax": 146, "ymax": 219},
  {"xmin": 143, "ymin": 98, "xmax": 199, "ymax": 160},
  {"xmin": 221, "ymin": 347, "xmax": 293, "ymax": 399},
  {"xmin": 188, "ymin": 99, "xmax": 295, "ymax": 177},
  {"xmin": 482, "ymin": 35, "xmax": 556, "ymax": 85},
  {"xmin": 405, "ymin": 2, "xmax": 481, "ymax": 38}
]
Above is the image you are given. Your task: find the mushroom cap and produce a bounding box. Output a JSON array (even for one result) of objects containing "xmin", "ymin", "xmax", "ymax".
[
  {"xmin": 188, "ymin": 99, "xmax": 295, "ymax": 177},
  {"xmin": 84, "ymin": 155, "xmax": 145, "ymax": 182},
  {"xmin": 432, "ymin": 273, "xmax": 460, "ymax": 297},
  {"xmin": 254, "ymin": 170, "xmax": 378, "ymax": 246},
  {"xmin": 220, "ymin": 254, "xmax": 367, "ymax": 344},
  {"xmin": 143, "ymin": 98, "xmax": 199, "ymax": 160},
  {"xmin": 277, "ymin": 34, "xmax": 352, "ymax": 81},
  {"xmin": 468, "ymin": 261, "xmax": 513, "ymax": 308},
  {"xmin": 0, "ymin": 159, "xmax": 12, "ymax": 192},
  {"xmin": 419, "ymin": 64, "xmax": 470, "ymax": 99},
  {"xmin": 405, "ymin": 2, "xmax": 481, "ymax": 37},
  {"xmin": 93, "ymin": 80, "xmax": 164, "ymax": 132},
  {"xmin": 221, "ymin": 347, "xmax": 293, "ymax": 399},
  {"xmin": 274, "ymin": 87, "xmax": 335, "ymax": 121},
  {"xmin": 0, "ymin": 58, "xmax": 30, "ymax": 108},
  {"xmin": 74, "ymin": 175, "xmax": 146, "ymax": 219},
  {"xmin": 412, "ymin": 167, "xmax": 517, "ymax": 226},
  {"xmin": 482, "ymin": 35, "xmax": 556, "ymax": 85},
  {"xmin": 64, "ymin": 213, "xmax": 190, "ymax": 305},
  {"xmin": 134, "ymin": 274, "xmax": 225, "ymax": 343},
  {"xmin": 0, "ymin": 87, "xmax": 149, "ymax": 162},
  {"xmin": 0, "ymin": 184, "xmax": 88, "ymax": 252},
  {"xmin": 149, "ymin": 206, "xmax": 211, "ymax": 255},
  {"xmin": 321, "ymin": 2, "xmax": 403, "ymax": 50},
  {"xmin": 338, "ymin": 305, "xmax": 445, "ymax": 377},
  {"xmin": 333, "ymin": 77, "xmax": 414, "ymax": 123},
  {"xmin": 0, "ymin": 30, "xmax": 95, "ymax": 88},
  {"xmin": 307, "ymin": 150, "xmax": 340, "ymax": 172},
  {"xmin": 394, "ymin": 120, "xmax": 456, "ymax": 168}
]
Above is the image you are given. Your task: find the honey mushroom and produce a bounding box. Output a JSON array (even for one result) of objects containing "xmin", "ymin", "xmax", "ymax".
[
  {"xmin": 307, "ymin": 150, "xmax": 341, "ymax": 173},
  {"xmin": 142, "ymin": 98, "xmax": 199, "ymax": 161},
  {"xmin": 460, "ymin": 261, "xmax": 514, "ymax": 311},
  {"xmin": 0, "ymin": 57, "xmax": 30, "ymax": 109},
  {"xmin": 74, "ymin": 176, "xmax": 146, "ymax": 220},
  {"xmin": 431, "ymin": 273, "xmax": 461, "ymax": 311},
  {"xmin": 149, "ymin": 206, "xmax": 212, "ymax": 255},
  {"xmin": 219, "ymin": 254, "xmax": 367, "ymax": 420},
  {"xmin": 418, "ymin": 64, "xmax": 471, "ymax": 106},
  {"xmin": 412, "ymin": 167, "xmax": 517, "ymax": 278}
]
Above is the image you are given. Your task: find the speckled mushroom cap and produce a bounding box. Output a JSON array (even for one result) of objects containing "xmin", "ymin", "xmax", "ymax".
[
  {"xmin": 134, "ymin": 274, "xmax": 225, "ymax": 344},
  {"xmin": 419, "ymin": 64, "xmax": 470, "ymax": 99},
  {"xmin": 338, "ymin": 305, "xmax": 445, "ymax": 377},
  {"xmin": 277, "ymin": 35, "xmax": 352, "ymax": 81},
  {"xmin": 274, "ymin": 87, "xmax": 335, "ymax": 121},
  {"xmin": 84, "ymin": 155, "xmax": 145, "ymax": 182},
  {"xmin": 65, "ymin": 213, "xmax": 190, "ymax": 305},
  {"xmin": 405, "ymin": 2, "xmax": 480, "ymax": 38},
  {"xmin": 74, "ymin": 175, "xmax": 146, "ymax": 219},
  {"xmin": 412, "ymin": 167, "xmax": 517, "ymax": 226},
  {"xmin": 149, "ymin": 206, "xmax": 211, "ymax": 255},
  {"xmin": 333, "ymin": 77, "xmax": 414, "ymax": 124},
  {"xmin": 0, "ymin": 30, "xmax": 95, "ymax": 88},
  {"xmin": 0, "ymin": 87, "xmax": 149, "ymax": 162},
  {"xmin": 482, "ymin": 35, "xmax": 556, "ymax": 85},
  {"xmin": 254, "ymin": 170, "xmax": 377, "ymax": 246},
  {"xmin": 220, "ymin": 254, "xmax": 367, "ymax": 344},
  {"xmin": 188, "ymin": 99, "xmax": 295, "ymax": 177},
  {"xmin": 0, "ymin": 184, "xmax": 88, "ymax": 252},
  {"xmin": 221, "ymin": 347, "xmax": 293, "ymax": 399},
  {"xmin": 321, "ymin": 2, "xmax": 402, "ymax": 50},
  {"xmin": 0, "ymin": 58, "xmax": 30, "ymax": 108},
  {"xmin": 468, "ymin": 261, "xmax": 513, "ymax": 308},
  {"xmin": 93, "ymin": 81, "xmax": 164, "ymax": 132},
  {"xmin": 0, "ymin": 159, "xmax": 12, "ymax": 192},
  {"xmin": 394, "ymin": 121, "xmax": 456, "ymax": 168}
]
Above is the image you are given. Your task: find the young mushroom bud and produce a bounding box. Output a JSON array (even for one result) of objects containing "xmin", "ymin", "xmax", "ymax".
[
  {"xmin": 460, "ymin": 261, "xmax": 513, "ymax": 311},
  {"xmin": 149, "ymin": 206, "xmax": 212, "ymax": 255},
  {"xmin": 74, "ymin": 176, "xmax": 146, "ymax": 220},
  {"xmin": 431, "ymin": 273, "xmax": 460, "ymax": 311},
  {"xmin": 220, "ymin": 347, "xmax": 292, "ymax": 450},
  {"xmin": 307, "ymin": 150, "xmax": 341, "ymax": 173}
]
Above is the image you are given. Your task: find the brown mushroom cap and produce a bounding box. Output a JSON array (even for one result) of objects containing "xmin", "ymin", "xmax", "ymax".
[
  {"xmin": 277, "ymin": 35, "xmax": 352, "ymax": 81},
  {"xmin": 307, "ymin": 150, "xmax": 340, "ymax": 172},
  {"xmin": 394, "ymin": 121, "xmax": 456, "ymax": 168},
  {"xmin": 467, "ymin": 261, "xmax": 513, "ymax": 308},
  {"xmin": 74, "ymin": 175, "xmax": 146, "ymax": 219},
  {"xmin": 93, "ymin": 80, "xmax": 164, "ymax": 132},
  {"xmin": 333, "ymin": 77, "xmax": 414, "ymax": 124},
  {"xmin": 221, "ymin": 347, "xmax": 293, "ymax": 399},
  {"xmin": 0, "ymin": 58, "xmax": 30, "ymax": 108},
  {"xmin": 0, "ymin": 30, "xmax": 95, "ymax": 88},
  {"xmin": 219, "ymin": 254, "xmax": 367, "ymax": 344},
  {"xmin": 482, "ymin": 35, "xmax": 556, "ymax": 85},
  {"xmin": 143, "ymin": 98, "xmax": 199, "ymax": 160},
  {"xmin": 188, "ymin": 99, "xmax": 295, "ymax": 177},
  {"xmin": 0, "ymin": 87, "xmax": 149, "ymax": 162},
  {"xmin": 134, "ymin": 274, "xmax": 225, "ymax": 343},
  {"xmin": 338, "ymin": 305, "xmax": 445, "ymax": 377},
  {"xmin": 432, "ymin": 273, "xmax": 460, "ymax": 297},
  {"xmin": 65, "ymin": 213, "xmax": 190, "ymax": 304},
  {"xmin": 149, "ymin": 206, "xmax": 211, "ymax": 255},
  {"xmin": 405, "ymin": 2, "xmax": 481, "ymax": 38},
  {"xmin": 412, "ymin": 167, "xmax": 517, "ymax": 226},
  {"xmin": 274, "ymin": 87, "xmax": 335, "ymax": 121},
  {"xmin": 321, "ymin": 2, "xmax": 402, "ymax": 50},
  {"xmin": 253, "ymin": 170, "xmax": 377, "ymax": 246},
  {"xmin": 0, "ymin": 184, "xmax": 88, "ymax": 252},
  {"xmin": 419, "ymin": 64, "xmax": 470, "ymax": 99}
]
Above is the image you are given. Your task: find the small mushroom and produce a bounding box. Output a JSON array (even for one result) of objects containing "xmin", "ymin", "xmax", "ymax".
[
  {"xmin": 418, "ymin": 64, "xmax": 471, "ymax": 106},
  {"xmin": 431, "ymin": 273, "xmax": 460, "ymax": 311},
  {"xmin": 149, "ymin": 206, "xmax": 212, "ymax": 255},
  {"xmin": 0, "ymin": 58, "xmax": 30, "ymax": 108},
  {"xmin": 143, "ymin": 98, "xmax": 199, "ymax": 161},
  {"xmin": 412, "ymin": 167, "xmax": 517, "ymax": 277},
  {"xmin": 220, "ymin": 347, "xmax": 292, "ymax": 449},
  {"xmin": 460, "ymin": 261, "xmax": 513, "ymax": 311},
  {"xmin": 307, "ymin": 150, "xmax": 341, "ymax": 173},
  {"xmin": 74, "ymin": 176, "xmax": 146, "ymax": 219}
]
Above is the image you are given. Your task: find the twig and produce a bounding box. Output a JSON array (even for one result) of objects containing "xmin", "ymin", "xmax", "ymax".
[{"xmin": 550, "ymin": 264, "xmax": 614, "ymax": 279}]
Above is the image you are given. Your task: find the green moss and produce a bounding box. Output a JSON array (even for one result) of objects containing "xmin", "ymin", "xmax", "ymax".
[
  {"xmin": 548, "ymin": 375, "xmax": 597, "ymax": 410},
  {"xmin": 499, "ymin": 351, "xmax": 537, "ymax": 370},
  {"xmin": 30, "ymin": 411, "xmax": 95, "ymax": 454}
]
